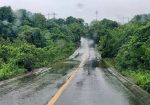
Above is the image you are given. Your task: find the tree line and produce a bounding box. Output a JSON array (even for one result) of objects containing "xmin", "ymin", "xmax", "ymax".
[
  {"xmin": 0, "ymin": 6, "xmax": 88, "ymax": 80},
  {"xmin": 0, "ymin": 6, "xmax": 149, "ymax": 92},
  {"xmin": 89, "ymin": 15, "xmax": 150, "ymax": 92}
]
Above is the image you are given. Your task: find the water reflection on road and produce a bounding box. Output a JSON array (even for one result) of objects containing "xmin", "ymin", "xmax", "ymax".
[
  {"xmin": 0, "ymin": 53, "xmax": 78, "ymax": 105},
  {"xmin": 55, "ymin": 38, "xmax": 150, "ymax": 105}
]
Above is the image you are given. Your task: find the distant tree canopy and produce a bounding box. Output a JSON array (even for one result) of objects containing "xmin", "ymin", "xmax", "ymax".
[
  {"xmin": 32, "ymin": 13, "xmax": 46, "ymax": 28},
  {"xmin": 0, "ymin": 6, "xmax": 15, "ymax": 22},
  {"xmin": 0, "ymin": 21, "xmax": 17, "ymax": 40},
  {"xmin": 66, "ymin": 16, "xmax": 84, "ymax": 25},
  {"xmin": 15, "ymin": 9, "xmax": 33, "ymax": 26},
  {"xmin": 89, "ymin": 19, "xmax": 119, "ymax": 44},
  {"xmin": 131, "ymin": 14, "xmax": 150, "ymax": 24}
]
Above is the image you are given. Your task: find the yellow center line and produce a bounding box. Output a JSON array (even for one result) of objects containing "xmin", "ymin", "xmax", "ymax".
[
  {"xmin": 47, "ymin": 61, "xmax": 85, "ymax": 105},
  {"xmin": 47, "ymin": 48, "xmax": 89, "ymax": 105}
]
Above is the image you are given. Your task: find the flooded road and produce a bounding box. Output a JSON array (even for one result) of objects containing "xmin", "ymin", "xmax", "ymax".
[
  {"xmin": 55, "ymin": 38, "xmax": 150, "ymax": 105},
  {"xmin": 0, "ymin": 38, "xmax": 150, "ymax": 105}
]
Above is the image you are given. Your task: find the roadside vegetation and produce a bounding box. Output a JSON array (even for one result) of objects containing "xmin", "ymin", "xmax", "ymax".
[
  {"xmin": 0, "ymin": 6, "xmax": 88, "ymax": 80},
  {"xmin": 0, "ymin": 6, "xmax": 149, "ymax": 93},
  {"xmin": 89, "ymin": 15, "xmax": 150, "ymax": 92}
]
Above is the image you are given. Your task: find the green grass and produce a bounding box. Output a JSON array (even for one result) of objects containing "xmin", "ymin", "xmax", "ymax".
[
  {"xmin": 0, "ymin": 63, "xmax": 25, "ymax": 81},
  {"xmin": 104, "ymin": 58, "xmax": 150, "ymax": 93},
  {"xmin": 121, "ymin": 70, "xmax": 150, "ymax": 92}
]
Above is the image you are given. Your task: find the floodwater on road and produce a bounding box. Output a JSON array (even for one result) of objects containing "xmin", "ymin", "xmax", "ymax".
[{"xmin": 0, "ymin": 37, "xmax": 150, "ymax": 105}]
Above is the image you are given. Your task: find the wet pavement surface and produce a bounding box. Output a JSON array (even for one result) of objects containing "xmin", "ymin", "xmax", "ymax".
[
  {"xmin": 0, "ymin": 55, "xmax": 78, "ymax": 105},
  {"xmin": 0, "ymin": 38, "xmax": 150, "ymax": 105},
  {"xmin": 55, "ymin": 38, "xmax": 150, "ymax": 105},
  {"xmin": 0, "ymin": 73, "xmax": 61, "ymax": 105}
]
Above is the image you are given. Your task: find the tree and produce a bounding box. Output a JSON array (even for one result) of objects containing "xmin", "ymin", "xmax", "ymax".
[
  {"xmin": 32, "ymin": 13, "xmax": 46, "ymax": 28},
  {"xmin": 15, "ymin": 9, "xmax": 33, "ymax": 26},
  {"xmin": 66, "ymin": 16, "xmax": 84, "ymax": 25},
  {"xmin": 0, "ymin": 6, "xmax": 86, "ymax": 80},
  {"xmin": 0, "ymin": 21, "xmax": 17, "ymax": 40},
  {"xmin": 131, "ymin": 14, "xmax": 150, "ymax": 24},
  {"xmin": 0, "ymin": 6, "xmax": 15, "ymax": 22},
  {"xmin": 46, "ymin": 19, "xmax": 59, "ymax": 30},
  {"xmin": 54, "ymin": 18, "xmax": 65, "ymax": 25},
  {"xmin": 68, "ymin": 23, "xmax": 85, "ymax": 43},
  {"xmin": 18, "ymin": 26, "xmax": 46, "ymax": 47}
]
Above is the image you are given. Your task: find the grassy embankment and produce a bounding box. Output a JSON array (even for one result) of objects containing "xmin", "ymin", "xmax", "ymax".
[{"xmin": 104, "ymin": 58, "xmax": 150, "ymax": 93}]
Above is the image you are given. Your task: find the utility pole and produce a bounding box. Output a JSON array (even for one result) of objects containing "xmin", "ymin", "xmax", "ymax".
[
  {"xmin": 122, "ymin": 17, "xmax": 130, "ymax": 24},
  {"xmin": 47, "ymin": 12, "xmax": 57, "ymax": 19},
  {"xmin": 123, "ymin": 16, "xmax": 125, "ymax": 24},
  {"xmin": 127, "ymin": 17, "xmax": 130, "ymax": 23},
  {"xmin": 47, "ymin": 13, "xmax": 50, "ymax": 19},
  {"xmin": 52, "ymin": 12, "xmax": 56, "ymax": 19},
  {"xmin": 95, "ymin": 11, "xmax": 98, "ymax": 21}
]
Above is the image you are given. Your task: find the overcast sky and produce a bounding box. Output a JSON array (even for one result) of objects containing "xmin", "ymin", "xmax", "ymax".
[{"xmin": 0, "ymin": 0, "xmax": 150, "ymax": 23}]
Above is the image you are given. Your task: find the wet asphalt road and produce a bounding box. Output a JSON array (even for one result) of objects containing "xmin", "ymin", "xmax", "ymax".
[
  {"xmin": 55, "ymin": 38, "xmax": 150, "ymax": 105},
  {"xmin": 0, "ymin": 38, "xmax": 150, "ymax": 105}
]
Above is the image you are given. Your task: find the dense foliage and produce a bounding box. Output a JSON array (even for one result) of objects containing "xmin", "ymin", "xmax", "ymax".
[
  {"xmin": 0, "ymin": 6, "xmax": 149, "ymax": 92},
  {"xmin": 0, "ymin": 6, "xmax": 87, "ymax": 80},
  {"xmin": 90, "ymin": 16, "xmax": 150, "ymax": 92},
  {"xmin": 131, "ymin": 14, "xmax": 150, "ymax": 24}
]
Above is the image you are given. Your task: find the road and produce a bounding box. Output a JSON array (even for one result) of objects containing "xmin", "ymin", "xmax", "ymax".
[
  {"xmin": 54, "ymin": 38, "xmax": 150, "ymax": 105},
  {"xmin": 0, "ymin": 38, "xmax": 150, "ymax": 105}
]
